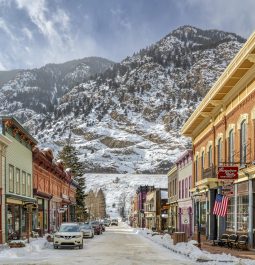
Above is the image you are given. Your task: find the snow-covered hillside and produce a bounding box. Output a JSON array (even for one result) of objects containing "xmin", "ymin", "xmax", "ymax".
[
  {"xmin": 32, "ymin": 26, "xmax": 245, "ymax": 173},
  {"xmin": 0, "ymin": 25, "xmax": 246, "ymax": 173},
  {"xmin": 85, "ymin": 173, "xmax": 167, "ymax": 217}
]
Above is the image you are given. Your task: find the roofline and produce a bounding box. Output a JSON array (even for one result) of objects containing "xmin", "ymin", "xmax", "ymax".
[
  {"xmin": 1, "ymin": 116, "xmax": 38, "ymax": 145},
  {"xmin": 167, "ymin": 165, "xmax": 177, "ymax": 176},
  {"xmin": 181, "ymin": 31, "xmax": 255, "ymax": 136}
]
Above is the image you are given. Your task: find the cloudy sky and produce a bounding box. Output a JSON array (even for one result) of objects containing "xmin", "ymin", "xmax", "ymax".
[{"xmin": 0, "ymin": 0, "xmax": 255, "ymax": 70}]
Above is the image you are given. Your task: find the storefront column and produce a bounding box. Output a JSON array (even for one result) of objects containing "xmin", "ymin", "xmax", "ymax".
[
  {"xmin": 248, "ymin": 178, "xmax": 253, "ymax": 247},
  {"xmin": 234, "ymin": 184, "xmax": 237, "ymax": 234},
  {"xmin": 208, "ymin": 189, "xmax": 217, "ymax": 240},
  {"xmin": 217, "ymin": 187, "xmax": 226, "ymax": 238}
]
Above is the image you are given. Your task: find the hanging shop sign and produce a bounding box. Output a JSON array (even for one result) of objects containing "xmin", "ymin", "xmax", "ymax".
[
  {"xmin": 222, "ymin": 184, "xmax": 234, "ymax": 196},
  {"xmin": 217, "ymin": 166, "xmax": 238, "ymax": 180}
]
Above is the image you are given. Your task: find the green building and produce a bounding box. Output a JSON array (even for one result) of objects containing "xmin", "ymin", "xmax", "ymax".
[{"xmin": 1, "ymin": 117, "xmax": 37, "ymax": 241}]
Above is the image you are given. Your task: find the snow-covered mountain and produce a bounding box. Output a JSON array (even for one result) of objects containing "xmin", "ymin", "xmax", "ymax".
[
  {"xmin": 0, "ymin": 57, "xmax": 114, "ymax": 122},
  {"xmin": 0, "ymin": 26, "xmax": 246, "ymax": 173}
]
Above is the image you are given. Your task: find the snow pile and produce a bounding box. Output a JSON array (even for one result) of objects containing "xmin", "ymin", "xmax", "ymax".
[
  {"xmin": 139, "ymin": 229, "xmax": 255, "ymax": 265},
  {"xmin": 0, "ymin": 238, "xmax": 52, "ymax": 259}
]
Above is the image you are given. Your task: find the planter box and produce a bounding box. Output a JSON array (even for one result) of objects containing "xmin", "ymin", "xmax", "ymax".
[{"xmin": 9, "ymin": 240, "xmax": 26, "ymax": 248}]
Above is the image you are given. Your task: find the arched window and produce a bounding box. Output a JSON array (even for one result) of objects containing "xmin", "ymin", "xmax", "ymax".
[
  {"xmin": 228, "ymin": 129, "xmax": 234, "ymax": 165},
  {"xmin": 195, "ymin": 155, "xmax": 198, "ymax": 182},
  {"xmin": 201, "ymin": 151, "xmax": 204, "ymax": 172},
  {"xmin": 208, "ymin": 145, "xmax": 212, "ymax": 167},
  {"xmin": 218, "ymin": 138, "xmax": 223, "ymax": 166},
  {"xmin": 240, "ymin": 120, "xmax": 247, "ymax": 165}
]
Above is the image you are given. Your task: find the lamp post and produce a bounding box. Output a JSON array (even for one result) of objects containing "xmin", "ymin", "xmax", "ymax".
[{"xmin": 193, "ymin": 187, "xmax": 202, "ymax": 249}]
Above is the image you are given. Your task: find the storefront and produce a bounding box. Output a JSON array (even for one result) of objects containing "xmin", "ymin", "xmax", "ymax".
[{"xmin": 6, "ymin": 196, "xmax": 36, "ymax": 241}]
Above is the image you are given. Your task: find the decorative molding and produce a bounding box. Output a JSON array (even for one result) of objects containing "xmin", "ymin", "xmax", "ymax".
[
  {"xmin": 237, "ymin": 113, "xmax": 249, "ymax": 130},
  {"xmin": 226, "ymin": 124, "xmax": 236, "ymax": 138}
]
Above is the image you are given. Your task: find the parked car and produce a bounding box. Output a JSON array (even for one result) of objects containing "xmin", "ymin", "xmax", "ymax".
[
  {"xmin": 91, "ymin": 221, "xmax": 102, "ymax": 235},
  {"xmin": 99, "ymin": 222, "xmax": 105, "ymax": 232},
  {"xmin": 53, "ymin": 223, "xmax": 83, "ymax": 249},
  {"xmin": 80, "ymin": 223, "xmax": 94, "ymax": 238},
  {"xmin": 103, "ymin": 219, "xmax": 111, "ymax": 227},
  {"xmin": 111, "ymin": 219, "xmax": 118, "ymax": 226}
]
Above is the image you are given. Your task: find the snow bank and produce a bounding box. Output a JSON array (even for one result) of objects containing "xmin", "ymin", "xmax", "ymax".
[
  {"xmin": 138, "ymin": 229, "xmax": 255, "ymax": 265},
  {"xmin": 0, "ymin": 237, "xmax": 52, "ymax": 259}
]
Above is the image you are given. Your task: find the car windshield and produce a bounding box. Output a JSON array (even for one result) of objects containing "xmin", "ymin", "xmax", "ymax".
[
  {"xmin": 91, "ymin": 221, "xmax": 99, "ymax": 225},
  {"xmin": 59, "ymin": 225, "xmax": 80, "ymax": 232},
  {"xmin": 80, "ymin": 224, "xmax": 91, "ymax": 229}
]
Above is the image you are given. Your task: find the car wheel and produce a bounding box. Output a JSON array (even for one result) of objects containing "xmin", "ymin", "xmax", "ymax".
[
  {"xmin": 54, "ymin": 245, "xmax": 58, "ymax": 249},
  {"xmin": 79, "ymin": 242, "xmax": 83, "ymax": 249}
]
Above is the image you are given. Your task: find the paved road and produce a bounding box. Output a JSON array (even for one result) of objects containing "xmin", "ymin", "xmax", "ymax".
[{"xmin": 0, "ymin": 224, "xmax": 195, "ymax": 265}]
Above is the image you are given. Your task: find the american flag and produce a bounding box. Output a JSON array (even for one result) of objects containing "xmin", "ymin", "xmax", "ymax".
[{"xmin": 213, "ymin": 194, "xmax": 229, "ymax": 217}]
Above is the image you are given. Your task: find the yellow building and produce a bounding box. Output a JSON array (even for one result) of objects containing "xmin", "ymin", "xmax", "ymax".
[{"xmin": 182, "ymin": 32, "xmax": 255, "ymax": 247}]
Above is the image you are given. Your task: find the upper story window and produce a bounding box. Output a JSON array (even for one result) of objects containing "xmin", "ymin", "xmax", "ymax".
[
  {"xmin": 22, "ymin": 171, "xmax": 26, "ymax": 195},
  {"xmin": 208, "ymin": 145, "xmax": 212, "ymax": 167},
  {"xmin": 16, "ymin": 168, "xmax": 20, "ymax": 194},
  {"xmin": 218, "ymin": 138, "xmax": 223, "ymax": 166},
  {"xmin": 195, "ymin": 155, "xmax": 198, "ymax": 182},
  {"xmin": 201, "ymin": 151, "xmax": 205, "ymax": 172},
  {"xmin": 9, "ymin": 165, "xmax": 14, "ymax": 193},
  {"xmin": 229, "ymin": 129, "xmax": 234, "ymax": 165},
  {"xmin": 240, "ymin": 120, "xmax": 247, "ymax": 166}
]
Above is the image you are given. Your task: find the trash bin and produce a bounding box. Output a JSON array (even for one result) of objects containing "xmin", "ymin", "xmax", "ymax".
[{"xmin": 173, "ymin": 232, "xmax": 187, "ymax": 245}]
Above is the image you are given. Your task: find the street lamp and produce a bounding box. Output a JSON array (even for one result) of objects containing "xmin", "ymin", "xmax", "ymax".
[{"xmin": 193, "ymin": 187, "xmax": 202, "ymax": 249}]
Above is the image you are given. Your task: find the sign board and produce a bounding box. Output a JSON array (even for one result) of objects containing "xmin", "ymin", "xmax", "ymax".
[
  {"xmin": 222, "ymin": 184, "xmax": 234, "ymax": 196},
  {"xmin": 217, "ymin": 166, "xmax": 238, "ymax": 180},
  {"xmin": 58, "ymin": 208, "xmax": 66, "ymax": 213}
]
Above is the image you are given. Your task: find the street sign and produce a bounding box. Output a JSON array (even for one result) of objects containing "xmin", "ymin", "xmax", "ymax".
[
  {"xmin": 218, "ymin": 166, "xmax": 238, "ymax": 180},
  {"xmin": 222, "ymin": 184, "xmax": 234, "ymax": 196}
]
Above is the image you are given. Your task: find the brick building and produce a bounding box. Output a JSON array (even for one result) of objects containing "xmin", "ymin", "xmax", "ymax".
[
  {"xmin": 33, "ymin": 147, "xmax": 77, "ymax": 234},
  {"xmin": 182, "ymin": 32, "xmax": 255, "ymax": 247}
]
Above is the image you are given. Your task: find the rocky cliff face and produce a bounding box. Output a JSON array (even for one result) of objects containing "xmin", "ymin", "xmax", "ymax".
[{"xmin": 0, "ymin": 26, "xmax": 245, "ymax": 173}]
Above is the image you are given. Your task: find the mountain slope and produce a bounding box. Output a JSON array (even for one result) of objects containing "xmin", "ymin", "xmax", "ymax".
[
  {"xmin": 0, "ymin": 57, "xmax": 114, "ymax": 122},
  {"xmin": 26, "ymin": 26, "xmax": 245, "ymax": 174}
]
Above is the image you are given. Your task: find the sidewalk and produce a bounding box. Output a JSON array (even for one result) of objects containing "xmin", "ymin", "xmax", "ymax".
[{"xmin": 202, "ymin": 241, "xmax": 255, "ymax": 260}]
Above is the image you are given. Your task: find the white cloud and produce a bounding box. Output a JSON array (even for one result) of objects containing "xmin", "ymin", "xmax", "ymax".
[
  {"xmin": 0, "ymin": 18, "xmax": 16, "ymax": 40},
  {"xmin": 0, "ymin": 61, "xmax": 6, "ymax": 70},
  {"xmin": 22, "ymin": 27, "xmax": 33, "ymax": 40}
]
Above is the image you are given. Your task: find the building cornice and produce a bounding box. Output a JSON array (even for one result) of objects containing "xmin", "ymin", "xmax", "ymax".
[{"xmin": 182, "ymin": 32, "xmax": 255, "ymax": 136}]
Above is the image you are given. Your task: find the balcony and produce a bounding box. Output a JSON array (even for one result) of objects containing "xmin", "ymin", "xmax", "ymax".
[{"xmin": 202, "ymin": 166, "xmax": 216, "ymax": 179}]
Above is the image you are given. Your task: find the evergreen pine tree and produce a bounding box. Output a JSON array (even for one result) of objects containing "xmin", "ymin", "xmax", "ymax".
[{"xmin": 58, "ymin": 141, "xmax": 87, "ymax": 221}]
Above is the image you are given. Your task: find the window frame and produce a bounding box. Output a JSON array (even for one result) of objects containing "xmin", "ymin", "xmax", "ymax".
[
  {"xmin": 9, "ymin": 165, "xmax": 14, "ymax": 193},
  {"xmin": 22, "ymin": 171, "xmax": 26, "ymax": 196},
  {"xmin": 228, "ymin": 129, "xmax": 234, "ymax": 165},
  {"xmin": 240, "ymin": 120, "xmax": 247, "ymax": 166},
  {"xmin": 16, "ymin": 168, "xmax": 20, "ymax": 194}
]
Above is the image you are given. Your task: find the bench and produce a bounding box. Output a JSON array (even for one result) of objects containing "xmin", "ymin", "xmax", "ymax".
[
  {"xmin": 227, "ymin": 234, "xmax": 238, "ymax": 249},
  {"xmin": 218, "ymin": 234, "xmax": 229, "ymax": 247},
  {"xmin": 236, "ymin": 235, "xmax": 248, "ymax": 250}
]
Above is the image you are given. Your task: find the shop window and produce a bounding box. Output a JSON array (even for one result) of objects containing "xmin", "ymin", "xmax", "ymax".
[
  {"xmin": 240, "ymin": 120, "xmax": 247, "ymax": 166},
  {"xmin": 218, "ymin": 138, "xmax": 223, "ymax": 166},
  {"xmin": 226, "ymin": 196, "xmax": 235, "ymax": 232},
  {"xmin": 27, "ymin": 174, "xmax": 31, "ymax": 197},
  {"xmin": 22, "ymin": 171, "xmax": 26, "ymax": 195},
  {"xmin": 237, "ymin": 195, "xmax": 248, "ymax": 232},
  {"xmin": 9, "ymin": 165, "xmax": 14, "ymax": 193},
  {"xmin": 16, "ymin": 168, "xmax": 20, "ymax": 194},
  {"xmin": 229, "ymin": 129, "xmax": 234, "ymax": 165}
]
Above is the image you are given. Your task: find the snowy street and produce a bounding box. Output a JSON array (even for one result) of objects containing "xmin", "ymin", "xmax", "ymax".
[{"xmin": 0, "ymin": 223, "xmax": 194, "ymax": 265}]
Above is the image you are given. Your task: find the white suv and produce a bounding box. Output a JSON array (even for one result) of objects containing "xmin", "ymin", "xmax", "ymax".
[{"xmin": 54, "ymin": 223, "xmax": 83, "ymax": 249}]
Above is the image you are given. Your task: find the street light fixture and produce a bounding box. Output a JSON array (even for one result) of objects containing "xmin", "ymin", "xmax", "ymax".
[{"xmin": 193, "ymin": 187, "xmax": 202, "ymax": 249}]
